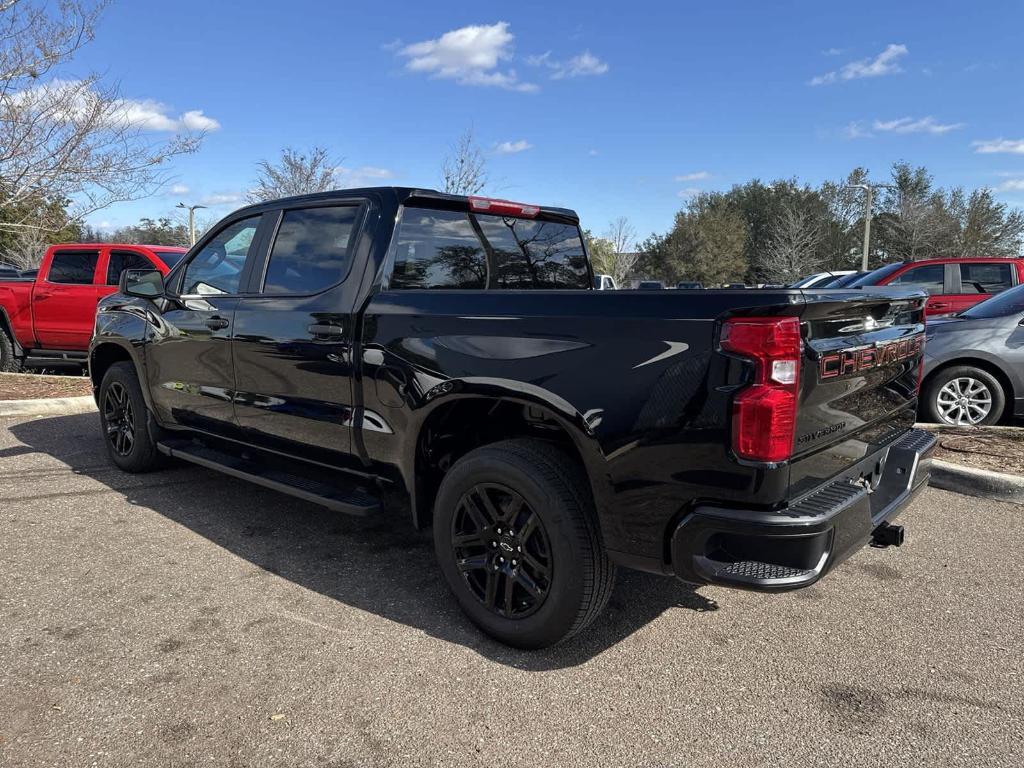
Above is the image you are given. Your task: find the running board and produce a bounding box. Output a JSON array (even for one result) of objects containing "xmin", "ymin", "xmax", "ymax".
[{"xmin": 156, "ymin": 439, "xmax": 380, "ymax": 516}]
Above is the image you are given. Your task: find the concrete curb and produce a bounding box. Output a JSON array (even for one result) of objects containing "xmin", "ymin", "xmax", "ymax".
[
  {"xmin": 0, "ymin": 395, "xmax": 97, "ymax": 418},
  {"xmin": 930, "ymin": 458, "xmax": 1024, "ymax": 505}
]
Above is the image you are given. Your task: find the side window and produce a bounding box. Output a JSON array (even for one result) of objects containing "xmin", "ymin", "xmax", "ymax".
[
  {"xmin": 891, "ymin": 264, "xmax": 945, "ymax": 294},
  {"xmin": 181, "ymin": 216, "xmax": 260, "ymax": 295},
  {"xmin": 475, "ymin": 215, "xmax": 590, "ymax": 289},
  {"xmin": 47, "ymin": 250, "xmax": 99, "ymax": 284},
  {"xmin": 262, "ymin": 206, "xmax": 359, "ymax": 294},
  {"xmin": 390, "ymin": 209, "xmax": 486, "ymax": 289},
  {"xmin": 960, "ymin": 262, "xmax": 1013, "ymax": 294},
  {"xmin": 107, "ymin": 250, "xmax": 155, "ymax": 285}
]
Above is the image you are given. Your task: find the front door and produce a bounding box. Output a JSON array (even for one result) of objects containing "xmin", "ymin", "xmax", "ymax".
[
  {"xmin": 231, "ymin": 202, "xmax": 367, "ymax": 466},
  {"xmin": 146, "ymin": 215, "xmax": 265, "ymax": 435},
  {"xmin": 33, "ymin": 248, "xmax": 102, "ymax": 348}
]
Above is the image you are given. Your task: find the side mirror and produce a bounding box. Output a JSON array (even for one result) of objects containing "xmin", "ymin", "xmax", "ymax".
[{"xmin": 120, "ymin": 268, "xmax": 165, "ymax": 299}]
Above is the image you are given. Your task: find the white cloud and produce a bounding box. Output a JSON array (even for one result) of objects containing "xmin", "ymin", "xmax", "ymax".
[
  {"xmin": 675, "ymin": 171, "xmax": 711, "ymax": 182},
  {"xmin": 201, "ymin": 193, "xmax": 242, "ymax": 206},
  {"xmin": 335, "ymin": 166, "xmax": 396, "ymax": 187},
  {"xmin": 844, "ymin": 121, "xmax": 872, "ymax": 139},
  {"xmin": 528, "ymin": 50, "xmax": 609, "ymax": 79},
  {"xmin": 810, "ymin": 43, "xmax": 908, "ymax": 85},
  {"xmin": 494, "ymin": 139, "xmax": 532, "ymax": 154},
  {"xmin": 822, "ymin": 47, "xmax": 844, "ymax": 56},
  {"xmin": 169, "ymin": 183, "xmax": 190, "ymax": 195},
  {"xmin": 396, "ymin": 22, "xmax": 537, "ymax": 92},
  {"xmin": 996, "ymin": 179, "xmax": 1024, "ymax": 192},
  {"xmin": 12, "ymin": 79, "xmax": 221, "ymax": 132},
  {"xmin": 973, "ymin": 138, "xmax": 1024, "ymax": 155},
  {"xmin": 872, "ymin": 116, "xmax": 965, "ymax": 135},
  {"xmin": 677, "ymin": 188, "xmax": 702, "ymax": 198}
]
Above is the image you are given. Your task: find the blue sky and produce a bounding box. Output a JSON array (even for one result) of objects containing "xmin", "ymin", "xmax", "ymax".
[{"xmin": 75, "ymin": 0, "xmax": 1024, "ymax": 243}]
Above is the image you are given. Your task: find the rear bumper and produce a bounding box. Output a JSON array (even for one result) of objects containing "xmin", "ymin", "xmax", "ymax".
[{"xmin": 670, "ymin": 428, "xmax": 936, "ymax": 590}]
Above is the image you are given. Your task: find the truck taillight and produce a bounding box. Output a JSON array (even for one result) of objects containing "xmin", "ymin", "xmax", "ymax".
[
  {"xmin": 468, "ymin": 196, "xmax": 540, "ymax": 218},
  {"xmin": 720, "ymin": 316, "xmax": 802, "ymax": 463}
]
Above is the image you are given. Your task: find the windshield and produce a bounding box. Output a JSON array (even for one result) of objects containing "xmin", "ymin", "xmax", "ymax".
[
  {"xmin": 961, "ymin": 284, "xmax": 1024, "ymax": 319},
  {"xmin": 790, "ymin": 273, "xmax": 825, "ymax": 287},
  {"xmin": 823, "ymin": 272, "xmax": 865, "ymax": 287},
  {"xmin": 847, "ymin": 263, "xmax": 905, "ymax": 287},
  {"xmin": 154, "ymin": 250, "xmax": 185, "ymax": 267}
]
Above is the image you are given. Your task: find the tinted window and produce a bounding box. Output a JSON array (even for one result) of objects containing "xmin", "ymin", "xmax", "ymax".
[
  {"xmin": 390, "ymin": 209, "xmax": 486, "ymax": 289},
  {"xmin": 154, "ymin": 250, "xmax": 185, "ymax": 268},
  {"xmin": 890, "ymin": 264, "xmax": 944, "ymax": 293},
  {"xmin": 106, "ymin": 250, "xmax": 154, "ymax": 285},
  {"xmin": 390, "ymin": 207, "xmax": 589, "ymax": 290},
  {"xmin": 182, "ymin": 217, "xmax": 260, "ymax": 295},
  {"xmin": 960, "ymin": 262, "xmax": 1013, "ymax": 295},
  {"xmin": 263, "ymin": 207, "xmax": 359, "ymax": 294},
  {"xmin": 962, "ymin": 284, "xmax": 1024, "ymax": 319},
  {"xmin": 48, "ymin": 250, "xmax": 99, "ymax": 284}
]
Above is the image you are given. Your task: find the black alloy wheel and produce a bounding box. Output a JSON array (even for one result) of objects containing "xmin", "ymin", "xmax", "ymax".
[
  {"xmin": 451, "ymin": 483, "xmax": 553, "ymax": 618},
  {"xmin": 103, "ymin": 380, "xmax": 136, "ymax": 457}
]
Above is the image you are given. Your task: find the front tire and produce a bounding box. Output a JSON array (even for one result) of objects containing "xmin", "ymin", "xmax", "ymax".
[
  {"xmin": 433, "ymin": 439, "xmax": 616, "ymax": 649},
  {"xmin": 98, "ymin": 361, "xmax": 165, "ymax": 472},
  {"xmin": 922, "ymin": 365, "xmax": 1005, "ymax": 426}
]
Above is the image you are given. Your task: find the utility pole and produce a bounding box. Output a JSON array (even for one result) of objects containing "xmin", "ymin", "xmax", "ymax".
[
  {"xmin": 175, "ymin": 202, "xmax": 206, "ymax": 246},
  {"xmin": 845, "ymin": 183, "xmax": 894, "ymax": 271}
]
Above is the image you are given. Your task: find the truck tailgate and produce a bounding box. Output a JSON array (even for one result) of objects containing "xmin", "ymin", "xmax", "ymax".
[{"xmin": 789, "ymin": 287, "xmax": 927, "ymax": 496}]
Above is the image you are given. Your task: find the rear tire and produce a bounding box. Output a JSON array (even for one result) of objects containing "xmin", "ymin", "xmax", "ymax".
[
  {"xmin": 98, "ymin": 361, "xmax": 165, "ymax": 472},
  {"xmin": 922, "ymin": 365, "xmax": 1005, "ymax": 426},
  {"xmin": 0, "ymin": 328, "xmax": 23, "ymax": 372},
  {"xmin": 433, "ymin": 439, "xmax": 616, "ymax": 649}
]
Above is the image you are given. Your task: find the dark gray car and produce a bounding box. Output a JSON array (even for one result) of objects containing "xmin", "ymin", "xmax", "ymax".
[{"xmin": 921, "ymin": 284, "xmax": 1024, "ymax": 425}]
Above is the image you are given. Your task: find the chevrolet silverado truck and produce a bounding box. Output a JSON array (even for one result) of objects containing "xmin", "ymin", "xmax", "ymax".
[
  {"xmin": 0, "ymin": 243, "xmax": 185, "ymax": 371},
  {"xmin": 89, "ymin": 187, "xmax": 935, "ymax": 648}
]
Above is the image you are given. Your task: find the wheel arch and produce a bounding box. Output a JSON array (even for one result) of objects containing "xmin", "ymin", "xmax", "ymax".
[
  {"xmin": 406, "ymin": 386, "xmax": 609, "ymax": 531},
  {"xmin": 0, "ymin": 305, "xmax": 24, "ymax": 355},
  {"xmin": 89, "ymin": 340, "xmax": 154, "ymax": 410}
]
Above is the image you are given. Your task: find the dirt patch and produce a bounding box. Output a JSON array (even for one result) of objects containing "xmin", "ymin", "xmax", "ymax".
[
  {"xmin": 0, "ymin": 372, "xmax": 93, "ymax": 401},
  {"xmin": 930, "ymin": 425, "xmax": 1024, "ymax": 475}
]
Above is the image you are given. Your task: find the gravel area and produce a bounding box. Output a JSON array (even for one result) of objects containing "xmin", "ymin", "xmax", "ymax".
[
  {"xmin": 0, "ymin": 372, "xmax": 93, "ymax": 401},
  {"xmin": 0, "ymin": 412, "xmax": 1021, "ymax": 767}
]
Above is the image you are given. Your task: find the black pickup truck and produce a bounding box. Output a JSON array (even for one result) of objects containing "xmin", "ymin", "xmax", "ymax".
[{"xmin": 90, "ymin": 187, "xmax": 935, "ymax": 648}]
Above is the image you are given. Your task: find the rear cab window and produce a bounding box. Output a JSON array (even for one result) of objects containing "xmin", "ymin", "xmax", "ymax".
[
  {"xmin": 262, "ymin": 206, "xmax": 360, "ymax": 294},
  {"xmin": 47, "ymin": 250, "xmax": 100, "ymax": 284},
  {"xmin": 389, "ymin": 206, "xmax": 589, "ymax": 290}
]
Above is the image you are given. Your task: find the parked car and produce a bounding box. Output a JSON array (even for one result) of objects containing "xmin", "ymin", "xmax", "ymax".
[
  {"xmin": 722, "ymin": 282, "xmax": 747, "ymax": 289},
  {"xmin": 676, "ymin": 281, "xmax": 704, "ymax": 289},
  {"xmin": 920, "ymin": 284, "xmax": 1024, "ymax": 425},
  {"xmin": 848, "ymin": 257, "xmax": 1024, "ymax": 317},
  {"xmin": 90, "ymin": 187, "xmax": 934, "ymax": 648},
  {"xmin": 636, "ymin": 280, "xmax": 664, "ymax": 289},
  {"xmin": 0, "ymin": 243, "xmax": 186, "ymax": 371},
  {"xmin": 593, "ymin": 273, "xmax": 617, "ymax": 290},
  {"xmin": 821, "ymin": 271, "xmax": 868, "ymax": 288},
  {"xmin": 0, "ymin": 262, "xmax": 21, "ymax": 278},
  {"xmin": 791, "ymin": 270, "xmax": 857, "ymax": 288}
]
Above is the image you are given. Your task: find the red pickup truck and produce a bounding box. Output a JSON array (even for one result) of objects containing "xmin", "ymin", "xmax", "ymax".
[
  {"xmin": 0, "ymin": 243, "xmax": 186, "ymax": 371},
  {"xmin": 848, "ymin": 256, "xmax": 1024, "ymax": 317}
]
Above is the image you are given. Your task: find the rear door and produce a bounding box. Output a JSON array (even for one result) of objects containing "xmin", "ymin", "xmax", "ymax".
[
  {"xmin": 946, "ymin": 260, "xmax": 1017, "ymax": 315},
  {"xmin": 882, "ymin": 262, "xmax": 953, "ymax": 317},
  {"xmin": 790, "ymin": 289, "xmax": 927, "ymax": 496},
  {"xmin": 32, "ymin": 248, "xmax": 102, "ymax": 348},
  {"xmin": 146, "ymin": 215, "xmax": 267, "ymax": 435},
  {"xmin": 231, "ymin": 199, "xmax": 370, "ymax": 466}
]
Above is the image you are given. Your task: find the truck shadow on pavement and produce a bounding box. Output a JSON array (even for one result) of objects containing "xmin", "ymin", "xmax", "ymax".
[{"xmin": 9, "ymin": 413, "xmax": 719, "ymax": 670}]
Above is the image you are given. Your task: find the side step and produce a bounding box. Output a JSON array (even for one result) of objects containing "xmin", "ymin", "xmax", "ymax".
[{"xmin": 156, "ymin": 438, "xmax": 381, "ymax": 516}]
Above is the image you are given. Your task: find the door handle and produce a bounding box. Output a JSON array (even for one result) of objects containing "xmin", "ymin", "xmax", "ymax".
[
  {"xmin": 308, "ymin": 323, "xmax": 345, "ymax": 337},
  {"xmin": 930, "ymin": 302, "xmax": 951, "ymax": 310},
  {"xmin": 205, "ymin": 317, "xmax": 229, "ymax": 330}
]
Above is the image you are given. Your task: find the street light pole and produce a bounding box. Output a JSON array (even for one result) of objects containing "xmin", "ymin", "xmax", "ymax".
[
  {"xmin": 846, "ymin": 183, "xmax": 896, "ymax": 271},
  {"xmin": 175, "ymin": 202, "xmax": 206, "ymax": 246}
]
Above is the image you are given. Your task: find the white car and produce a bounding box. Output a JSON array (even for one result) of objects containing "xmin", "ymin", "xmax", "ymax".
[
  {"xmin": 593, "ymin": 273, "xmax": 617, "ymax": 290},
  {"xmin": 791, "ymin": 270, "xmax": 856, "ymax": 289}
]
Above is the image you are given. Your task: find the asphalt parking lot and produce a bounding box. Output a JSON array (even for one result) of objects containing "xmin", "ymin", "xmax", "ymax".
[{"xmin": 1, "ymin": 412, "xmax": 1021, "ymax": 768}]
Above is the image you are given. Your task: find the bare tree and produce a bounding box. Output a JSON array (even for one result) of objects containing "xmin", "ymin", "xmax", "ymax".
[
  {"xmin": 598, "ymin": 216, "xmax": 639, "ymax": 285},
  {"xmin": 3, "ymin": 223, "xmax": 47, "ymax": 268},
  {"xmin": 247, "ymin": 147, "xmax": 339, "ymax": 203},
  {"xmin": 758, "ymin": 204, "xmax": 824, "ymax": 283},
  {"xmin": 0, "ymin": 0, "xmax": 205, "ymax": 235},
  {"xmin": 441, "ymin": 129, "xmax": 487, "ymax": 196}
]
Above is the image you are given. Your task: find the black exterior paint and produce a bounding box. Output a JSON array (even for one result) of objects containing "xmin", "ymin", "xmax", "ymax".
[{"xmin": 91, "ymin": 187, "xmax": 932, "ymax": 584}]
